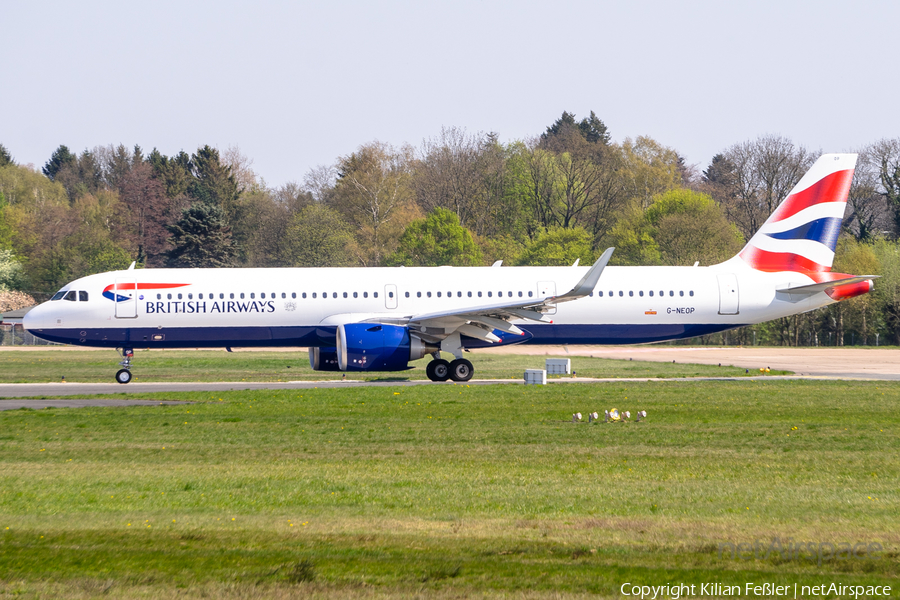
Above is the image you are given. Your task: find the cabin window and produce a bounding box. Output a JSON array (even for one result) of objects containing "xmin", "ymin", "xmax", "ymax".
[
  {"xmin": 669, "ymin": 290, "xmax": 674, "ymax": 297},
  {"xmin": 222, "ymin": 293, "xmax": 227, "ymax": 299},
  {"xmin": 689, "ymin": 291, "xmax": 694, "ymax": 297},
  {"xmin": 447, "ymin": 291, "xmax": 452, "ymax": 297},
  {"xmin": 518, "ymin": 291, "xmax": 523, "ymax": 297},
  {"xmin": 177, "ymin": 293, "xmax": 182, "ymax": 300},
  {"xmin": 437, "ymin": 291, "xmax": 442, "ymax": 298},
  {"xmin": 389, "ymin": 291, "xmax": 394, "ymax": 298},
  {"xmin": 528, "ymin": 291, "xmax": 533, "ymax": 297},
  {"xmin": 374, "ymin": 292, "xmax": 378, "ymax": 298},
  {"xmin": 156, "ymin": 293, "xmax": 162, "ymax": 300},
  {"xmin": 240, "ymin": 293, "xmax": 245, "ymax": 299},
  {"xmin": 629, "ymin": 291, "xmax": 634, "ymax": 297},
  {"xmin": 300, "ymin": 292, "xmax": 305, "ymax": 299},
  {"xmin": 260, "ymin": 293, "xmax": 265, "ymax": 299},
  {"xmin": 649, "ymin": 291, "xmax": 654, "ymax": 297},
  {"xmin": 333, "ymin": 292, "xmax": 337, "ymax": 298},
  {"xmin": 187, "ymin": 293, "xmax": 193, "ymax": 300},
  {"xmin": 427, "ymin": 292, "xmax": 432, "ymax": 298},
  {"xmin": 51, "ymin": 291, "xmax": 65, "ymax": 301},
  {"xmin": 457, "ymin": 291, "xmax": 462, "ymax": 297},
  {"xmin": 312, "ymin": 293, "xmax": 317, "ymax": 299},
  {"xmin": 343, "ymin": 292, "xmax": 348, "ymax": 298},
  {"xmin": 639, "ymin": 291, "xmax": 643, "ymax": 297},
  {"xmin": 468, "ymin": 291, "xmax": 472, "ymax": 297},
  {"xmin": 353, "ymin": 292, "xmax": 358, "ymax": 298},
  {"xmin": 417, "ymin": 292, "xmax": 421, "ymax": 298},
  {"xmin": 659, "ymin": 290, "xmax": 663, "ymax": 297},
  {"xmin": 405, "ymin": 291, "xmax": 409, "ymax": 298},
  {"xmin": 618, "ymin": 291, "xmax": 623, "ymax": 297},
  {"xmin": 198, "ymin": 294, "xmax": 203, "ymax": 299},
  {"xmin": 679, "ymin": 291, "xmax": 684, "ymax": 297},
  {"xmin": 167, "ymin": 293, "xmax": 172, "ymax": 300},
  {"xmin": 322, "ymin": 291, "xmax": 327, "ymax": 297},
  {"xmin": 79, "ymin": 291, "xmax": 89, "ymax": 302},
  {"xmin": 598, "ymin": 291, "xmax": 603, "ymax": 297},
  {"xmin": 63, "ymin": 290, "xmax": 77, "ymax": 301},
  {"xmin": 363, "ymin": 291, "xmax": 368, "ymax": 298},
  {"xmin": 488, "ymin": 291, "xmax": 492, "ymax": 297},
  {"xmin": 478, "ymin": 291, "xmax": 482, "ymax": 297}
]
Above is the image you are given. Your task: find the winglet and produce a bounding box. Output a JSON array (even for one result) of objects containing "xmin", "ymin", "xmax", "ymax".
[{"xmin": 552, "ymin": 248, "xmax": 614, "ymax": 303}]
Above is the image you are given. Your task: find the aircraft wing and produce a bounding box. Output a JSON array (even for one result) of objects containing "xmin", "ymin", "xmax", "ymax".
[
  {"xmin": 320, "ymin": 249, "xmax": 613, "ymax": 345},
  {"xmin": 403, "ymin": 248, "xmax": 614, "ymax": 344}
]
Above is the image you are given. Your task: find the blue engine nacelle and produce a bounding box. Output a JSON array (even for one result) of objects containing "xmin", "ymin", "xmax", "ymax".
[
  {"xmin": 336, "ymin": 324, "xmax": 433, "ymax": 371},
  {"xmin": 308, "ymin": 347, "xmax": 341, "ymax": 371}
]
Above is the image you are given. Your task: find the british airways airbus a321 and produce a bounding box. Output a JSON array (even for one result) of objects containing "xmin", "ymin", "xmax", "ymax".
[{"xmin": 24, "ymin": 153, "xmax": 876, "ymax": 383}]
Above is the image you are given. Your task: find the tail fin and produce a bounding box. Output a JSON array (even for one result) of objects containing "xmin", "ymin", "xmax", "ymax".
[{"xmin": 738, "ymin": 153, "xmax": 857, "ymax": 273}]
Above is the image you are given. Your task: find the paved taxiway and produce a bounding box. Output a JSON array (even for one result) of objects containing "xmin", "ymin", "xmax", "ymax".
[{"xmin": 0, "ymin": 347, "xmax": 896, "ymax": 409}]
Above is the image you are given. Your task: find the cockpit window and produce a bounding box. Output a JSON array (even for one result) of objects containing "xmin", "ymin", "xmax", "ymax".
[
  {"xmin": 51, "ymin": 291, "xmax": 66, "ymax": 301},
  {"xmin": 79, "ymin": 291, "xmax": 88, "ymax": 302},
  {"xmin": 63, "ymin": 290, "xmax": 77, "ymax": 302}
]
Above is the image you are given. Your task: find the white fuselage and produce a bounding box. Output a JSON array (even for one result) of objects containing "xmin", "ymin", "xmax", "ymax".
[{"xmin": 23, "ymin": 259, "xmax": 832, "ymax": 350}]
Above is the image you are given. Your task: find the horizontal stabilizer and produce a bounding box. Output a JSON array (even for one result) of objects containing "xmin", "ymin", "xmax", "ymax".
[{"xmin": 777, "ymin": 276, "xmax": 878, "ymax": 295}]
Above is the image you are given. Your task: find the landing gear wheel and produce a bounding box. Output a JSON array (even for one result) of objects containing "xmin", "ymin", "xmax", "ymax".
[
  {"xmin": 449, "ymin": 358, "xmax": 474, "ymax": 382},
  {"xmin": 426, "ymin": 359, "xmax": 451, "ymax": 382},
  {"xmin": 115, "ymin": 369, "xmax": 132, "ymax": 384}
]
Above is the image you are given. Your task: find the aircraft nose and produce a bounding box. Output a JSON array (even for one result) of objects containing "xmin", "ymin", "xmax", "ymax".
[{"xmin": 22, "ymin": 302, "xmax": 51, "ymax": 331}]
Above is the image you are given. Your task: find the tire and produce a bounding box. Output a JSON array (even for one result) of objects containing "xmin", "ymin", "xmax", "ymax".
[
  {"xmin": 426, "ymin": 359, "xmax": 451, "ymax": 382},
  {"xmin": 115, "ymin": 369, "xmax": 132, "ymax": 384},
  {"xmin": 449, "ymin": 358, "xmax": 474, "ymax": 382}
]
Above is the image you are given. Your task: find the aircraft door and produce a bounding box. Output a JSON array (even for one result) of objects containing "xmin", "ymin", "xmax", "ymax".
[
  {"xmin": 717, "ymin": 273, "xmax": 739, "ymax": 315},
  {"xmin": 114, "ymin": 278, "xmax": 138, "ymax": 318},
  {"xmin": 537, "ymin": 281, "xmax": 557, "ymax": 315},
  {"xmin": 384, "ymin": 284, "xmax": 398, "ymax": 309}
]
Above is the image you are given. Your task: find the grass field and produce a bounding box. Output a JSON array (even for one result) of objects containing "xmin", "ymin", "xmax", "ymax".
[
  {"xmin": 1, "ymin": 377, "xmax": 898, "ymax": 598},
  {"xmin": 0, "ymin": 348, "xmax": 784, "ymax": 384}
]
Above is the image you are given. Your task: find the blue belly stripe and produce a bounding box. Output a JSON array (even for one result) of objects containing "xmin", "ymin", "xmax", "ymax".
[{"xmin": 31, "ymin": 323, "xmax": 746, "ymax": 349}]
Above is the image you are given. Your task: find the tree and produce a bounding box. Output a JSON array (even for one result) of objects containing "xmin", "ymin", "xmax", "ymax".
[
  {"xmin": 118, "ymin": 162, "xmax": 179, "ymax": 266},
  {"xmin": 716, "ymin": 135, "xmax": 818, "ymax": 240},
  {"xmin": 149, "ymin": 149, "xmax": 193, "ymax": 198},
  {"xmin": 869, "ymin": 138, "xmax": 900, "ymax": 236},
  {"xmin": 282, "ymin": 204, "xmax": 355, "ymax": 267},
  {"xmin": 845, "ymin": 147, "xmax": 890, "ymax": 241},
  {"xmin": 0, "ymin": 249, "xmax": 25, "ymax": 291},
  {"xmin": 386, "ymin": 207, "xmax": 482, "ymax": 266},
  {"xmin": 189, "ymin": 145, "xmax": 239, "ymax": 212},
  {"xmin": 0, "ymin": 144, "xmax": 13, "ymax": 168},
  {"xmin": 515, "ymin": 227, "xmax": 594, "ymax": 266},
  {"xmin": 871, "ymin": 239, "xmax": 900, "ymax": 344},
  {"xmin": 330, "ymin": 141, "xmax": 418, "ymax": 266},
  {"xmin": 541, "ymin": 111, "xmax": 610, "ymax": 146},
  {"xmin": 609, "ymin": 189, "xmax": 743, "ymax": 266},
  {"xmin": 42, "ymin": 145, "xmax": 76, "ymax": 181},
  {"xmin": 166, "ymin": 203, "xmax": 238, "ymax": 268}
]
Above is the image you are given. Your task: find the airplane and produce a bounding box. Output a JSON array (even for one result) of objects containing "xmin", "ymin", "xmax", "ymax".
[{"xmin": 23, "ymin": 153, "xmax": 875, "ymax": 384}]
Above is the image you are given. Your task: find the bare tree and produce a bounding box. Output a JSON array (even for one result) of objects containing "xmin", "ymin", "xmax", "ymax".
[
  {"xmin": 302, "ymin": 164, "xmax": 338, "ymax": 204},
  {"xmin": 868, "ymin": 138, "xmax": 900, "ymax": 237},
  {"xmin": 221, "ymin": 145, "xmax": 262, "ymax": 193},
  {"xmin": 717, "ymin": 135, "xmax": 818, "ymax": 239},
  {"xmin": 845, "ymin": 146, "xmax": 892, "ymax": 241}
]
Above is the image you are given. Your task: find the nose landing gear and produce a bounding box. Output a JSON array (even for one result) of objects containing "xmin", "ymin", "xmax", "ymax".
[{"xmin": 115, "ymin": 348, "xmax": 134, "ymax": 384}]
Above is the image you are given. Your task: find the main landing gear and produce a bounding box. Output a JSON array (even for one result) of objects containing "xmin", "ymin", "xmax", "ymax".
[
  {"xmin": 425, "ymin": 356, "xmax": 474, "ymax": 382},
  {"xmin": 115, "ymin": 348, "xmax": 134, "ymax": 384}
]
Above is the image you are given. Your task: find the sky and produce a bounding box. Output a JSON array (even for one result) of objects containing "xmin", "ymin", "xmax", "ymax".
[{"xmin": 3, "ymin": 0, "xmax": 898, "ymax": 187}]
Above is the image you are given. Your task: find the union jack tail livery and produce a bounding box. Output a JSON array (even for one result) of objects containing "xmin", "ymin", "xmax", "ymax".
[{"xmin": 738, "ymin": 153, "xmax": 856, "ymax": 274}]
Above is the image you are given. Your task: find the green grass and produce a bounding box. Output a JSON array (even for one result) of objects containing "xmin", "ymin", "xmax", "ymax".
[
  {"xmin": 0, "ymin": 348, "xmax": 783, "ymax": 383},
  {"xmin": 1, "ymin": 380, "xmax": 898, "ymax": 598}
]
